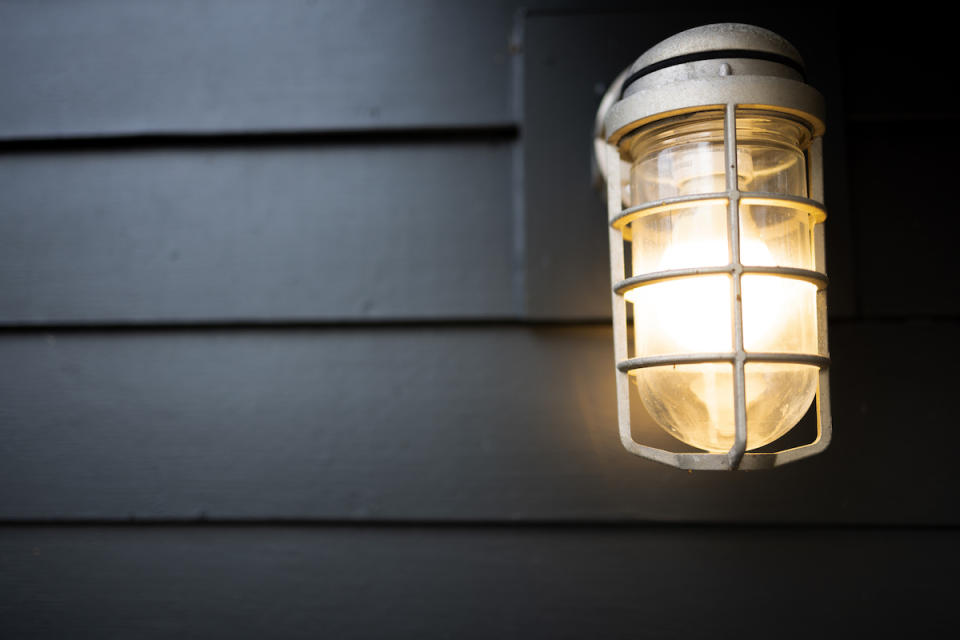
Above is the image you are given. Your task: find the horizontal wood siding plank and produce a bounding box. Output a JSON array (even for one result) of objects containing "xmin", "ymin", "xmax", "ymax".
[
  {"xmin": 1, "ymin": 525, "xmax": 955, "ymax": 638},
  {"xmin": 0, "ymin": 0, "xmax": 515, "ymax": 139},
  {"xmin": 852, "ymin": 124, "xmax": 960, "ymax": 317},
  {"xmin": 0, "ymin": 139, "xmax": 515, "ymax": 323},
  {"xmin": 839, "ymin": 11, "xmax": 960, "ymax": 120},
  {"xmin": 1, "ymin": 322, "xmax": 956, "ymax": 523}
]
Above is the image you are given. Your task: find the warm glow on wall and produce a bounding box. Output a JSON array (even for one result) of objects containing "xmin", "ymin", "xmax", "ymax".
[{"xmin": 596, "ymin": 24, "xmax": 831, "ymax": 470}]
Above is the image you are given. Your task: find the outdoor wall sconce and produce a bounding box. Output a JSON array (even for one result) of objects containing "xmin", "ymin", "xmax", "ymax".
[{"xmin": 594, "ymin": 24, "xmax": 830, "ymax": 470}]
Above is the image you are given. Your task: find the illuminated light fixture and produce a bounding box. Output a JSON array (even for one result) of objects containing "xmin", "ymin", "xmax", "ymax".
[{"xmin": 594, "ymin": 24, "xmax": 831, "ymax": 470}]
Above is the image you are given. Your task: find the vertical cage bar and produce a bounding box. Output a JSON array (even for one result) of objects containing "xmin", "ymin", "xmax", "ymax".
[
  {"xmin": 724, "ymin": 104, "xmax": 747, "ymax": 469},
  {"xmin": 809, "ymin": 137, "xmax": 827, "ymax": 269},
  {"xmin": 605, "ymin": 143, "xmax": 634, "ymax": 451},
  {"xmin": 809, "ymin": 137, "xmax": 829, "ymax": 358},
  {"xmin": 808, "ymin": 135, "xmax": 833, "ymax": 447}
]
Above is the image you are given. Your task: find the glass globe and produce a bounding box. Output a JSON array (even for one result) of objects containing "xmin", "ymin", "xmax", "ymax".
[{"xmin": 624, "ymin": 110, "xmax": 819, "ymax": 452}]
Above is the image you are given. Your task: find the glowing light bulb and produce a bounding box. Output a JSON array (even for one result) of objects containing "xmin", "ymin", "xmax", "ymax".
[{"xmin": 627, "ymin": 236, "xmax": 807, "ymax": 353}]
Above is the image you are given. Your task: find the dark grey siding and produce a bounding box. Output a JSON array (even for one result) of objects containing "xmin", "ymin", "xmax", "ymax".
[
  {"xmin": 1, "ymin": 322, "xmax": 957, "ymax": 524},
  {"xmin": 3, "ymin": 526, "xmax": 956, "ymax": 639},
  {"xmin": 0, "ymin": 137, "xmax": 516, "ymax": 322},
  {"xmin": 1, "ymin": 3, "xmax": 956, "ymax": 637},
  {"xmin": 0, "ymin": 0, "xmax": 515, "ymax": 137}
]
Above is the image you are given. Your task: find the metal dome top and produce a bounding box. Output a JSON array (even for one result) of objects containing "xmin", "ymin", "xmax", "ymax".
[
  {"xmin": 600, "ymin": 22, "xmax": 825, "ymax": 153},
  {"xmin": 621, "ymin": 23, "xmax": 806, "ymax": 99},
  {"xmin": 630, "ymin": 23, "xmax": 804, "ymax": 75}
]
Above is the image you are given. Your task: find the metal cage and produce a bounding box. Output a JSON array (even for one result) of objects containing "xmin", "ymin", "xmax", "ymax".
[{"xmin": 598, "ymin": 24, "xmax": 832, "ymax": 470}]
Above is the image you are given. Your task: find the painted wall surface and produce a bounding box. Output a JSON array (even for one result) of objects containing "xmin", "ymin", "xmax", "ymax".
[{"xmin": 1, "ymin": 3, "xmax": 956, "ymax": 637}]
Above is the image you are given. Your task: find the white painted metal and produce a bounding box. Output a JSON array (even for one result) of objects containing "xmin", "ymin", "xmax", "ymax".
[{"xmin": 597, "ymin": 24, "xmax": 832, "ymax": 470}]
